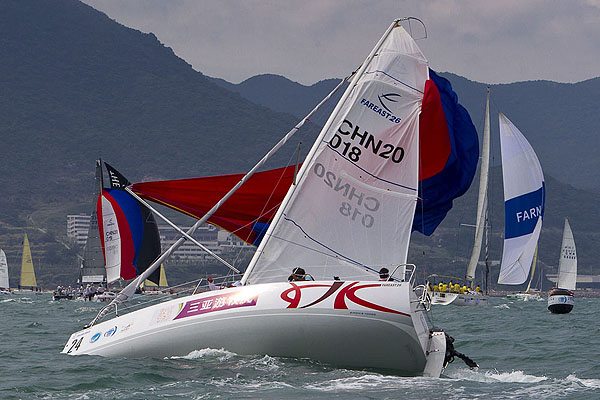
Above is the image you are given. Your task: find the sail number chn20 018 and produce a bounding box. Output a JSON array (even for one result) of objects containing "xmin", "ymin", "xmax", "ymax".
[{"xmin": 328, "ymin": 119, "xmax": 405, "ymax": 164}]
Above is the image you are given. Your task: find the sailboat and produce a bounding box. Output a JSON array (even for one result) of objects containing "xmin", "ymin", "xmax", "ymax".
[
  {"xmin": 15, "ymin": 234, "xmax": 38, "ymax": 293},
  {"xmin": 547, "ymin": 218, "xmax": 576, "ymax": 313},
  {"xmin": 62, "ymin": 18, "xmax": 480, "ymax": 377},
  {"xmin": 0, "ymin": 249, "xmax": 11, "ymax": 294},
  {"xmin": 430, "ymin": 88, "xmax": 492, "ymax": 306},
  {"xmin": 497, "ymin": 112, "xmax": 545, "ymax": 297},
  {"xmin": 79, "ymin": 160, "xmax": 107, "ymax": 286},
  {"xmin": 141, "ymin": 264, "xmax": 169, "ymax": 295}
]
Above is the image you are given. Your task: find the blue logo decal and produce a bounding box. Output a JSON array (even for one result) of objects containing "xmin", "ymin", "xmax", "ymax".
[
  {"xmin": 378, "ymin": 93, "xmax": 401, "ymax": 113},
  {"xmin": 104, "ymin": 326, "xmax": 118, "ymax": 337},
  {"xmin": 90, "ymin": 333, "xmax": 101, "ymax": 343}
]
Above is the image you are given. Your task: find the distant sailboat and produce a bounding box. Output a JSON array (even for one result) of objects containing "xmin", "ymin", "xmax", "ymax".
[
  {"xmin": 142, "ymin": 264, "xmax": 169, "ymax": 294},
  {"xmin": 19, "ymin": 234, "xmax": 37, "ymax": 291},
  {"xmin": 547, "ymin": 218, "xmax": 576, "ymax": 313},
  {"xmin": 79, "ymin": 160, "xmax": 107, "ymax": 285},
  {"xmin": 497, "ymin": 113, "xmax": 545, "ymax": 296},
  {"xmin": 0, "ymin": 249, "xmax": 11, "ymax": 294},
  {"xmin": 430, "ymin": 88, "xmax": 491, "ymax": 306}
]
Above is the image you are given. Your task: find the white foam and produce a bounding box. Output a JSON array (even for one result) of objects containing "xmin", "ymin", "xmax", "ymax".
[
  {"xmin": 306, "ymin": 373, "xmax": 432, "ymax": 392},
  {"xmin": 564, "ymin": 374, "xmax": 600, "ymax": 389},
  {"xmin": 495, "ymin": 303, "xmax": 510, "ymax": 309},
  {"xmin": 173, "ymin": 347, "xmax": 236, "ymax": 361},
  {"xmin": 449, "ymin": 368, "xmax": 547, "ymax": 384}
]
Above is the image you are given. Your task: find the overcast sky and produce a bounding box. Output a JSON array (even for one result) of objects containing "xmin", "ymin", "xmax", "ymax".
[{"xmin": 82, "ymin": 0, "xmax": 600, "ymax": 86}]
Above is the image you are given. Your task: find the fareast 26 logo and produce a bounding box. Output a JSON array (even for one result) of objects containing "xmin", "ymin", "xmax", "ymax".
[{"xmin": 360, "ymin": 92, "xmax": 402, "ymax": 123}]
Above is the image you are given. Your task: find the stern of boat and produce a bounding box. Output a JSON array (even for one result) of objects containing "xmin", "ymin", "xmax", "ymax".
[{"xmin": 410, "ymin": 280, "xmax": 446, "ymax": 377}]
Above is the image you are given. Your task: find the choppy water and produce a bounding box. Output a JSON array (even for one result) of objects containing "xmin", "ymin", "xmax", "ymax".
[{"xmin": 1, "ymin": 294, "xmax": 599, "ymax": 399}]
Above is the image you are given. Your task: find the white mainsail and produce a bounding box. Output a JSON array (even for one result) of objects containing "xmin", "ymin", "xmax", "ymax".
[
  {"xmin": 465, "ymin": 89, "xmax": 490, "ymax": 284},
  {"xmin": 243, "ymin": 23, "xmax": 427, "ymax": 284},
  {"xmin": 0, "ymin": 249, "xmax": 9, "ymax": 289},
  {"xmin": 557, "ymin": 218, "xmax": 577, "ymax": 290},
  {"xmin": 497, "ymin": 113, "xmax": 545, "ymax": 285}
]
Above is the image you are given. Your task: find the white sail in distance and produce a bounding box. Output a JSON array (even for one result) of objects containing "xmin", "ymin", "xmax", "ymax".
[
  {"xmin": 243, "ymin": 23, "xmax": 428, "ymax": 284},
  {"xmin": 0, "ymin": 249, "xmax": 9, "ymax": 289},
  {"xmin": 466, "ymin": 88, "xmax": 490, "ymax": 284},
  {"xmin": 497, "ymin": 113, "xmax": 545, "ymax": 285},
  {"xmin": 557, "ymin": 218, "xmax": 577, "ymax": 290}
]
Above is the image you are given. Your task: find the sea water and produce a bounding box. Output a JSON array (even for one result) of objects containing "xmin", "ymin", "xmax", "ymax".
[{"xmin": 1, "ymin": 294, "xmax": 598, "ymax": 399}]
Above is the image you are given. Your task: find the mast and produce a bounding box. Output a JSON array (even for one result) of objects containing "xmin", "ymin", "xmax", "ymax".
[
  {"xmin": 466, "ymin": 88, "xmax": 490, "ymax": 287},
  {"xmin": 525, "ymin": 246, "xmax": 538, "ymax": 293}
]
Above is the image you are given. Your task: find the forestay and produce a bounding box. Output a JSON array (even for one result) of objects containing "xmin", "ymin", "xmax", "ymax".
[
  {"xmin": 498, "ymin": 113, "xmax": 545, "ymax": 285},
  {"xmin": 557, "ymin": 218, "xmax": 577, "ymax": 290},
  {"xmin": 243, "ymin": 24, "xmax": 428, "ymax": 284}
]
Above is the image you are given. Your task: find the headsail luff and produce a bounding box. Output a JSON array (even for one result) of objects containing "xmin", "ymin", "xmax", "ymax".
[
  {"xmin": 497, "ymin": 113, "xmax": 545, "ymax": 285},
  {"xmin": 20, "ymin": 234, "xmax": 37, "ymax": 288},
  {"xmin": 243, "ymin": 22, "xmax": 428, "ymax": 284},
  {"xmin": 465, "ymin": 88, "xmax": 490, "ymax": 284},
  {"xmin": 557, "ymin": 218, "xmax": 576, "ymax": 290}
]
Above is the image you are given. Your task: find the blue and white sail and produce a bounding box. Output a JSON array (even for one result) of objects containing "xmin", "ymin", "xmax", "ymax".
[{"xmin": 498, "ymin": 113, "xmax": 545, "ymax": 285}]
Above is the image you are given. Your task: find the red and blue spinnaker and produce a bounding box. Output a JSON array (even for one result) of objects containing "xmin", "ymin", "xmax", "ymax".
[{"xmin": 98, "ymin": 163, "xmax": 161, "ymax": 283}]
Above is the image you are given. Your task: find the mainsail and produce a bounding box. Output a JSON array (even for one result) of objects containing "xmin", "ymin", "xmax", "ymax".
[
  {"xmin": 497, "ymin": 113, "xmax": 545, "ymax": 285},
  {"xmin": 80, "ymin": 160, "xmax": 106, "ymax": 283},
  {"xmin": 0, "ymin": 249, "xmax": 9, "ymax": 289},
  {"xmin": 557, "ymin": 218, "xmax": 577, "ymax": 290},
  {"xmin": 20, "ymin": 234, "xmax": 37, "ymax": 288},
  {"xmin": 243, "ymin": 24, "xmax": 451, "ymax": 284},
  {"xmin": 465, "ymin": 89, "xmax": 490, "ymax": 284}
]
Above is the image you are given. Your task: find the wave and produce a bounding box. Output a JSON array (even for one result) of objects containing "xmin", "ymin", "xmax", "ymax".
[{"xmin": 449, "ymin": 368, "xmax": 547, "ymax": 383}]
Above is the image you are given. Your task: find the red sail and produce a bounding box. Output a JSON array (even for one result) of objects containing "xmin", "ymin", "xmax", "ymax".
[{"xmin": 131, "ymin": 166, "xmax": 298, "ymax": 246}]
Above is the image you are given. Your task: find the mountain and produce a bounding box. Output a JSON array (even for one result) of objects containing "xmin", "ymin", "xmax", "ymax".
[
  {"xmin": 208, "ymin": 74, "xmax": 343, "ymax": 121},
  {"xmin": 0, "ymin": 0, "xmax": 597, "ymax": 288},
  {"xmin": 211, "ymin": 73, "xmax": 600, "ymax": 193}
]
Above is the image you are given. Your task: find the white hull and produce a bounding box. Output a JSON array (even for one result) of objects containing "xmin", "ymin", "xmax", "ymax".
[
  {"xmin": 430, "ymin": 292, "xmax": 459, "ymax": 305},
  {"xmin": 507, "ymin": 292, "xmax": 542, "ymax": 301},
  {"xmin": 63, "ymin": 281, "xmax": 444, "ymax": 375},
  {"xmin": 452, "ymin": 293, "xmax": 488, "ymax": 306}
]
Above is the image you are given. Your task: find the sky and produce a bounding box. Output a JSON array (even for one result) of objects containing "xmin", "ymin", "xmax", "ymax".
[{"xmin": 81, "ymin": 0, "xmax": 600, "ymax": 86}]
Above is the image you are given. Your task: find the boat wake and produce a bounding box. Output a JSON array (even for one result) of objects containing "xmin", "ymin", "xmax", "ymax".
[
  {"xmin": 449, "ymin": 368, "xmax": 547, "ymax": 383},
  {"xmin": 495, "ymin": 303, "xmax": 510, "ymax": 309}
]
